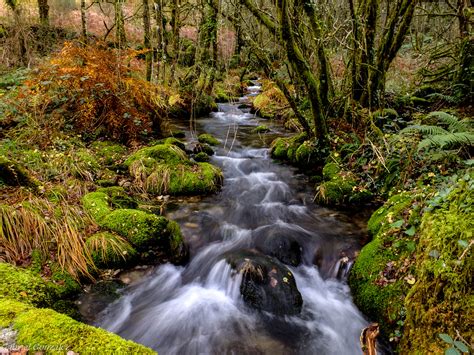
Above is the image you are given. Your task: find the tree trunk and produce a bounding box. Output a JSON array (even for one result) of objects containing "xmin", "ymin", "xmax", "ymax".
[
  {"xmin": 301, "ymin": 0, "xmax": 333, "ymax": 109},
  {"xmin": 81, "ymin": 0, "xmax": 87, "ymax": 43},
  {"xmin": 115, "ymin": 0, "xmax": 127, "ymax": 48},
  {"xmin": 277, "ymin": 0, "xmax": 327, "ymax": 144},
  {"xmin": 170, "ymin": 0, "xmax": 180, "ymax": 80},
  {"xmin": 143, "ymin": 0, "xmax": 152, "ymax": 81},
  {"xmin": 153, "ymin": 0, "xmax": 166, "ymax": 82},
  {"xmin": 37, "ymin": 0, "xmax": 49, "ymax": 27}
]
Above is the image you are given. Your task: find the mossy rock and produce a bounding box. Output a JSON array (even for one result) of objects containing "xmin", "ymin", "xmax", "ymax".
[
  {"xmin": 91, "ymin": 141, "xmax": 127, "ymax": 167},
  {"xmin": 0, "ymin": 298, "xmax": 156, "ymax": 353},
  {"xmin": 294, "ymin": 140, "xmax": 321, "ymax": 166},
  {"xmin": 198, "ymin": 133, "xmax": 220, "ymax": 146},
  {"xmin": 194, "ymin": 152, "xmax": 210, "ymax": 162},
  {"xmin": 270, "ymin": 133, "xmax": 307, "ymax": 163},
  {"xmin": 0, "ymin": 263, "xmax": 56, "ymax": 307},
  {"xmin": 97, "ymin": 186, "xmax": 138, "ymax": 210},
  {"xmin": 193, "ymin": 143, "xmax": 215, "ymax": 156},
  {"xmin": 82, "ymin": 187, "xmax": 137, "ymax": 224},
  {"xmin": 401, "ymin": 179, "xmax": 473, "ymax": 352},
  {"xmin": 125, "ymin": 143, "xmax": 188, "ymax": 167},
  {"xmin": 163, "ymin": 137, "xmax": 186, "ymax": 151},
  {"xmin": 82, "ymin": 191, "xmax": 113, "ymax": 223},
  {"xmin": 349, "ymin": 192, "xmax": 420, "ymax": 340},
  {"xmin": 252, "ymin": 125, "xmax": 270, "ymax": 134},
  {"xmin": 86, "ymin": 232, "xmax": 138, "ymax": 269},
  {"xmin": 315, "ymin": 173, "xmax": 357, "ymax": 205},
  {"xmin": 101, "ymin": 209, "xmax": 169, "ymax": 250},
  {"xmin": 0, "ymin": 155, "xmax": 38, "ymax": 188},
  {"xmin": 322, "ymin": 162, "xmax": 341, "ymax": 181},
  {"xmin": 125, "ymin": 143, "xmax": 223, "ymax": 196}
]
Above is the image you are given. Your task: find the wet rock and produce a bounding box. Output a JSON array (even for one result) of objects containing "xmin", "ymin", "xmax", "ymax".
[
  {"xmin": 225, "ymin": 250, "xmax": 303, "ymax": 316},
  {"xmin": 252, "ymin": 226, "xmax": 303, "ymax": 267},
  {"xmin": 192, "ymin": 143, "xmax": 215, "ymax": 156}
]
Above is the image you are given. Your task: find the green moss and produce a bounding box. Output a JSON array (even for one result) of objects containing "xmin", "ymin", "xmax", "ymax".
[
  {"xmin": 167, "ymin": 162, "xmax": 223, "ymax": 195},
  {"xmin": 315, "ymin": 173, "xmax": 357, "ymax": 205},
  {"xmin": 295, "ymin": 140, "xmax": 317, "ymax": 166},
  {"xmin": 50, "ymin": 266, "xmax": 82, "ymax": 299},
  {"xmin": 0, "ymin": 155, "xmax": 38, "ymax": 188},
  {"xmin": 91, "ymin": 141, "xmax": 127, "ymax": 167},
  {"xmin": 82, "ymin": 191, "xmax": 112, "ymax": 223},
  {"xmin": 96, "ymin": 186, "xmax": 138, "ymax": 209},
  {"xmin": 125, "ymin": 142, "xmax": 222, "ymax": 196},
  {"xmin": 349, "ymin": 235, "xmax": 406, "ymax": 337},
  {"xmin": 83, "ymin": 187, "xmax": 138, "ymax": 224},
  {"xmin": 252, "ymin": 125, "xmax": 270, "ymax": 133},
  {"xmin": 194, "ymin": 151, "xmax": 210, "ymax": 162},
  {"xmin": 270, "ymin": 133, "xmax": 307, "ymax": 163},
  {"xmin": 0, "ymin": 263, "xmax": 55, "ymax": 307},
  {"xmin": 322, "ymin": 162, "xmax": 341, "ymax": 180},
  {"xmin": 125, "ymin": 143, "xmax": 188, "ymax": 167},
  {"xmin": 0, "ymin": 299, "xmax": 155, "ymax": 353},
  {"xmin": 401, "ymin": 180, "xmax": 473, "ymax": 352},
  {"xmin": 367, "ymin": 192, "xmax": 413, "ymax": 236},
  {"xmin": 101, "ymin": 209, "xmax": 169, "ymax": 250},
  {"xmin": 86, "ymin": 232, "xmax": 137, "ymax": 269},
  {"xmin": 163, "ymin": 137, "xmax": 186, "ymax": 151},
  {"xmin": 198, "ymin": 133, "xmax": 220, "ymax": 146}
]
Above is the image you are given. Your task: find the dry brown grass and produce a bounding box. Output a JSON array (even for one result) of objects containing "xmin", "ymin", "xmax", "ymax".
[{"xmin": 0, "ymin": 195, "xmax": 96, "ymax": 279}]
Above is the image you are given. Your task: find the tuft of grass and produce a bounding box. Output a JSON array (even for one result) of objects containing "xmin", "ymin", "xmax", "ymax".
[{"xmin": 0, "ymin": 197, "xmax": 96, "ymax": 280}]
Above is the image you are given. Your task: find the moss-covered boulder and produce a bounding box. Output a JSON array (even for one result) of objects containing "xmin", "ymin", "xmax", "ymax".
[
  {"xmin": 269, "ymin": 133, "xmax": 307, "ymax": 163},
  {"xmin": 193, "ymin": 143, "xmax": 214, "ymax": 156},
  {"xmin": 194, "ymin": 152, "xmax": 210, "ymax": 162},
  {"xmin": 401, "ymin": 179, "xmax": 473, "ymax": 352},
  {"xmin": 125, "ymin": 143, "xmax": 223, "ymax": 196},
  {"xmin": 82, "ymin": 187, "xmax": 187, "ymax": 264},
  {"xmin": 252, "ymin": 125, "xmax": 270, "ymax": 134},
  {"xmin": 0, "ymin": 155, "xmax": 38, "ymax": 188},
  {"xmin": 101, "ymin": 209, "xmax": 169, "ymax": 250},
  {"xmin": 86, "ymin": 232, "xmax": 138, "ymax": 269},
  {"xmin": 198, "ymin": 133, "xmax": 220, "ymax": 146},
  {"xmin": 349, "ymin": 192, "xmax": 421, "ymax": 341},
  {"xmin": 91, "ymin": 141, "xmax": 127, "ymax": 167},
  {"xmin": 0, "ymin": 263, "xmax": 55, "ymax": 307},
  {"xmin": 0, "ymin": 298, "xmax": 155, "ymax": 353}
]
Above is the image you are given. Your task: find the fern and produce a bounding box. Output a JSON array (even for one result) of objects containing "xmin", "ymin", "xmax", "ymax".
[
  {"xmin": 401, "ymin": 111, "xmax": 473, "ymax": 154},
  {"xmin": 400, "ymin": 125, "xmax": 449, "ymax": 136},
  {"xmin": 425, "ymin": 111, "xmax": 472, "ymax": 132}
]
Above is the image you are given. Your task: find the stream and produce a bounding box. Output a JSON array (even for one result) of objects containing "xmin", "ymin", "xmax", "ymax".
[{"xmin": 95, "ymin": 83, "xmax": 373, "ymax": 354}]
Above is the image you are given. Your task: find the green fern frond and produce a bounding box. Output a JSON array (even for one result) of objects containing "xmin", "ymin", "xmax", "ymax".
[
  {"xmin": 401, "ymin": 125, "xmax": 449, "ymax": 136},
  {"xmin": 417, "ymin": 132, "xmax": 474, "ymax": 151},
  {"xmin": 426, "ymin": 111, "xmax": 472, "ymax": 132}
]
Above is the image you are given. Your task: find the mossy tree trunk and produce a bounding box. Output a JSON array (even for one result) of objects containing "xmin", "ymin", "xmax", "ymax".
[
  {"xmin": 143, "ymin": 0, "xmax": 152, "ymax": 81},
  {"xmin": 37, "ymin": 0, "xmax": 49, "ymax": 27},
  {"xmin": 455, "ymin": 0, "xmax": 472, "ymax": 98},
  {"xmin": 115, "ymin": 0, "xmax": 127, "ymax": 48},
  {"xmin": 153, "ymin": 0, "xmax": 166, "ymax": 83},
  {"xmin": 81, "ymin": 0, "xmax": 87, "ymax": 44},
  {"xmin": 170, "ymin": 0, "xmax": 181, "ymax": 80},
  {"xmin": 348, "ymin": 0, "xmax": 418, "ymax": 109},
  {"xmin": 301, "ymin": 0, "xmax": 333, "ymax": 109},
  {"xmin": 240, "ymin": 0, "xmax": 329, "ymax": 145},
  {"xmin": 4, "ymin": 0, "xmax": 28, "ymax": 66},
  {"xmin": 277, "ymin": 0, "xmax": 328, "ymax": 144}
]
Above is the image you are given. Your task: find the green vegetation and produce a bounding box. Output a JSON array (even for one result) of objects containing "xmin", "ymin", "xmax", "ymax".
[
  {"xmin": 198, "ymin": 133, "xmax": 220, "ymax": 146},
  {"xmin": 0, "ymin": 298, "xmax": 155, "ymax": 353},
  {"xmin": 125, "ymin": 142, "xmax": 223, "ymax": 195}
]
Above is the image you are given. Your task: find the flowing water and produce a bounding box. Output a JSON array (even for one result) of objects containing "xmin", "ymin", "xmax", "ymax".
[{"xmin": 96, "ymin": 83, "xmax": 372, "ymax": 354}]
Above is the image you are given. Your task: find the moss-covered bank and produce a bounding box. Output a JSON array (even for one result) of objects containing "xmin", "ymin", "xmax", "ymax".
[
  {"xmin": 349, "ymin": 175, "xmax": 473, "ymax": 351},
  {"xmin": 0, "ymin": 298, "xmax": 155, "ymax": 353}
]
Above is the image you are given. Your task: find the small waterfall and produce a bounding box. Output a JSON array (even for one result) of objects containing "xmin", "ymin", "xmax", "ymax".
[{"xmin": 96, "ymin": 82, "xmax": 372, "ymax": 354}]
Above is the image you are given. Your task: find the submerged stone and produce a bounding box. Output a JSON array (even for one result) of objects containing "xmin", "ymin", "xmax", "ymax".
[{"xmin": 226, "ymin": 250, "xmax": 303, "ymax": 316}]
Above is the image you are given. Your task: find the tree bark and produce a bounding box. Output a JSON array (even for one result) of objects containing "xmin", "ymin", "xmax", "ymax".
[
  {"xmin": 81, "ymin": 0, "xmax": 88, "ymax": 43},
  {"xmin": 277, "ymin": 0, "xmax": 327, "ymax": 143},
  {"xmin": 143, "ymin": 0, "xmax": 152, "ymax": 81},
  {"xmin": 115, "ymin": 0, "xmax": 127, "ymax": 48},
  {"xmin": 37, "ymin": 0, "xmax": 49, "ymax": 27}
]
